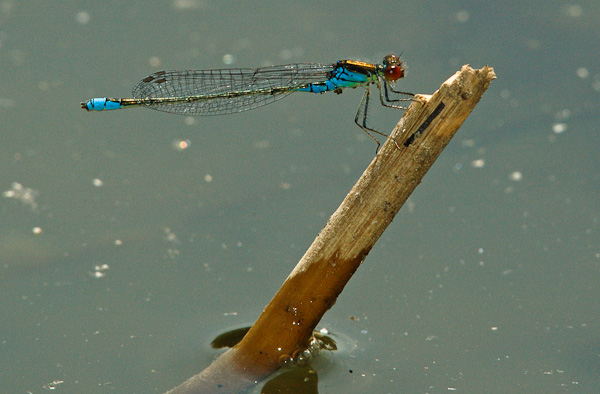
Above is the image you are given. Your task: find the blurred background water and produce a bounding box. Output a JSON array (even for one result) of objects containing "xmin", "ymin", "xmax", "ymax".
[{"xmin": 1, "ymin": 1, "xmax": 599, "ymax": 393}]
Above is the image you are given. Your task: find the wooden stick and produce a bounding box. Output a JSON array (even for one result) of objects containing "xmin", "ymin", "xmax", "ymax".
[{"xmin": 165, "ymin": 65, "xmax": 496, "ymax": 394}]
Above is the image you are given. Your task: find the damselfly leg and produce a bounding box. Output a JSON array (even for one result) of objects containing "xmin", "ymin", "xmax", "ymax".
[{"xmin": 355, "ymin": 81, "xmax": 415, "ymax": 152}]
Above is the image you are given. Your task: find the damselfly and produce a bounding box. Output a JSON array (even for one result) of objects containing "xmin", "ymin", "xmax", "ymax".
[{"xmin": 81, "ymin": 54, "xmax": 414, "ymax": 149}]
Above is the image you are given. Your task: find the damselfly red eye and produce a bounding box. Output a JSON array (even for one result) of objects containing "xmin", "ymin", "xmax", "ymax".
[{"xmin": 385, "ymin": 65, "xmax": 405, "ymax": 81}]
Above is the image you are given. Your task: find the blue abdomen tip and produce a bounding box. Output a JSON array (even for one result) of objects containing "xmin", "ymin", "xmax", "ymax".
[{"xmin": 85, "ymin": 98, "xmax": 122, "ymax": 111}]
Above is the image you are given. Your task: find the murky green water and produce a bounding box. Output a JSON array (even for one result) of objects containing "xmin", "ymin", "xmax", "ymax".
[{"xmin": 1, "ymin": 1, "xmax": 599, "ymax": 393}]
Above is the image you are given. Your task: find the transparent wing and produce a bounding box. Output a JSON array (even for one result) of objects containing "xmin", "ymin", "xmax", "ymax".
[{"xmin": 131, "ymin": 63, "xmax": 334, "ymax": 116}]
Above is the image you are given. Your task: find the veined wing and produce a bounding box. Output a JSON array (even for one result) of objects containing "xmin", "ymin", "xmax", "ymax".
[{"xmin": 131, "ymin": 63, "xmax": 334, "ymax": 116}]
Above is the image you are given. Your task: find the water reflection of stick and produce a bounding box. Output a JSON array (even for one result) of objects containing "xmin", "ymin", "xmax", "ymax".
[{"xmin": 165, "ymin": 65, "xmax": 496, "ymax": 394}]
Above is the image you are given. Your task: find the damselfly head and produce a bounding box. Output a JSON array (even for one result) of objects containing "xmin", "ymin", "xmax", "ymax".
[{"xmin": 382, "ymin": 54, "xmax": 406, "ymax": 82}]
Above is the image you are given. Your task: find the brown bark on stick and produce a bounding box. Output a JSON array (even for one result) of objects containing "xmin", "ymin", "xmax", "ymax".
[{"xmin": 165, "ymin": 65, "xmax": 496, "ymax": 394}]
